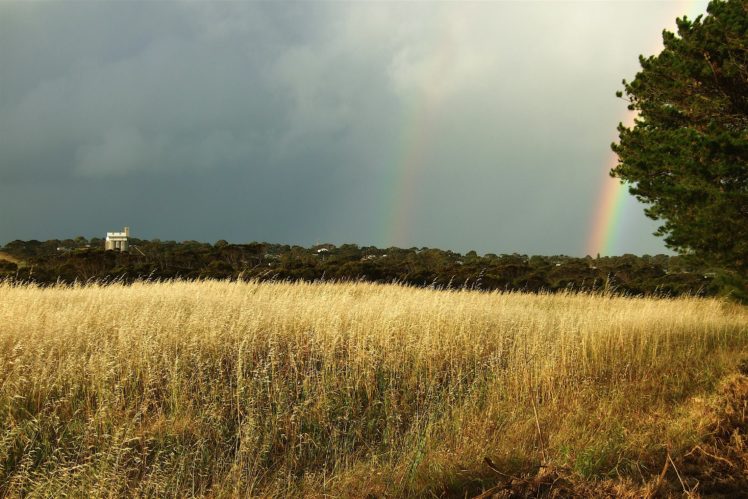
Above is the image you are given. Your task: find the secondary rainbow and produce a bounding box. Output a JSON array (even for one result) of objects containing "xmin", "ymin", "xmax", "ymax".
[
  {"xmin": 385, "ymin": 14, "xmax": 456, "ymax": 248},
  {"xmin": 585, "ymin": 0, "xmax": 710, "ymax": 257},
  {"xmin": 387, "ymin": 95, "xmax": 439, "ymax": 247}
]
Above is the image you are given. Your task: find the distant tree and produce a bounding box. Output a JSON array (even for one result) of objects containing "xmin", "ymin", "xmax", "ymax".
[{"xmin": 611, "ymin": 0, "xmax": 748, "ymax": 275}]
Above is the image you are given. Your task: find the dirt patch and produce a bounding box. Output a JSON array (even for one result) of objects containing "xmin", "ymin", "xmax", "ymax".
[
  {"xmin": 0, "ymin": 251, "xmax": 22, "ymax": 265},
  {"xmin": 675, "ymin": 373, "xmax": 748, "ymax": 498},
  {"xmin": 474, "ymin": 373, "xmax": 748, "ymax": 498}
]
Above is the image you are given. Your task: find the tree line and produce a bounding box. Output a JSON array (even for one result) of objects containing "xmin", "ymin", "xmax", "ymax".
[{"xmin": 2, "ymin": 238, "xmax": 742, "ymax": 300}]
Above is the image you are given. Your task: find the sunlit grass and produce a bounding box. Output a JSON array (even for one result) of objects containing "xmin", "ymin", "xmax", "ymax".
[{"xmin": 0, "ymin": 280, "xmax": 746, "ymax": 496}]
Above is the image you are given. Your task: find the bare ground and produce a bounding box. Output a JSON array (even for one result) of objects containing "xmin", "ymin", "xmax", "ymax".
[{"xmin": 472, "ymin": 370, "xmax": 748, "ymax": 498}]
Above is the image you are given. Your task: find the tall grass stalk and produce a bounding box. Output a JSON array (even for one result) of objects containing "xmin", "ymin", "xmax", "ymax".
[{"xmin": 0, "ymin": 280, "xmax": 746, "ymax": 496}]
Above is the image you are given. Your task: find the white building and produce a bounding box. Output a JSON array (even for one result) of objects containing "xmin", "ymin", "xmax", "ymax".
[{"xmin": 105, "ymin": 227, "xmax": 130, "ymax": 251}]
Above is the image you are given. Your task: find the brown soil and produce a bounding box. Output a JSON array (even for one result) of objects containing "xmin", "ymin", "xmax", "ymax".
[
  {"xmin": 473, "ymin": 371, "xmax": 748, "ymax": 499},
  {"xmin": 0, "ymin": 251, "xmax": 21, "ymax": 265}
]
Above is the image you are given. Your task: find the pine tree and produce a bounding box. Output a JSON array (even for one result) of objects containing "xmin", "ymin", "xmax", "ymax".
[{"xmin": 612, "ymin": 0, "xmax": 748, "ymax": 275}]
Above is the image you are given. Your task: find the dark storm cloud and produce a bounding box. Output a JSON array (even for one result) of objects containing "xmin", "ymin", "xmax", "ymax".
[
  {"xmin": 0, "ymin": 1, "xmax": 706, "ymax": 254},
  {"xmin": 1, "ymin": 2, "xmax": 312, "ymax": 180}
]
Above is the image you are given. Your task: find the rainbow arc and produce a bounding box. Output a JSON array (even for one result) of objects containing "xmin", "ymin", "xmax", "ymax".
[{"xmin": 586, "ymin": 0, "xmax": 709, "ymax": 257}]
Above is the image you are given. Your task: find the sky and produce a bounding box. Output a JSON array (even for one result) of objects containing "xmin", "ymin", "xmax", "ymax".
[{"xmin": 0, "ymin": 0, "xmax": 709, "ymax": 256}]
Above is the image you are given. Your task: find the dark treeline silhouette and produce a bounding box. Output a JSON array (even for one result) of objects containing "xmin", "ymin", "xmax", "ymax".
[{"xmin": 0, "ymin": 238, "xmax": 737, "ymax": 298}]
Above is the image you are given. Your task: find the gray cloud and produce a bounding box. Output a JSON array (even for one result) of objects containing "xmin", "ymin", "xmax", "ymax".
[{"xmin": 0, "ymin": 1, "xmax": 706, "ymax": 255}]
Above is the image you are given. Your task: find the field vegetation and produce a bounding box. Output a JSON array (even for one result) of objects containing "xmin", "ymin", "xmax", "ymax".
[
  {"xmin": 2, "ymin": 238, "xmax": 735, "ymax": 299},
  {"xmin": 1, "ymin": 280, "xmax": 747, "ymax": 497}
]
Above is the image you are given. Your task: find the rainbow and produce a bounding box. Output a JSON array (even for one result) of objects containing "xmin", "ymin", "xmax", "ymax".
[
  {"xmin": 387, "ymin": 95, "xmax": 439, "ymax": 247},
  {"xmin": 585, "ymin": 152, "xmax": 631, "ymax": 258},
  {"xmin": 386, "ymin": 22, "xmax": 455, "ymax": 248},
  {"xmin": 586, "ymin": 0, "xmax": 710, "ymax": 257},
  {"xmin": 383, "ymin": 3, "xmax": 709, "ymax": 253}
]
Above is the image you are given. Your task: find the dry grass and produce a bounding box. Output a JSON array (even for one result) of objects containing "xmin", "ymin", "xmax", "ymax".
[{"xmin": 0, "ymin": 280, "xmax": 746, "ymax": 497}]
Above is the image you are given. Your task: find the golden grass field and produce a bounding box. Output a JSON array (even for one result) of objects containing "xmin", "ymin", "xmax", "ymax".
[{"xmin": 1, "ymin": 280, "xmax": 747, "ymax": 497}]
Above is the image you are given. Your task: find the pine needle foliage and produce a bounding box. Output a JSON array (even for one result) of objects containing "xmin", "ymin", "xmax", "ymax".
[{"xmin": 612, "ymin": 0, "xmax": 748, "ymax": 274}]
